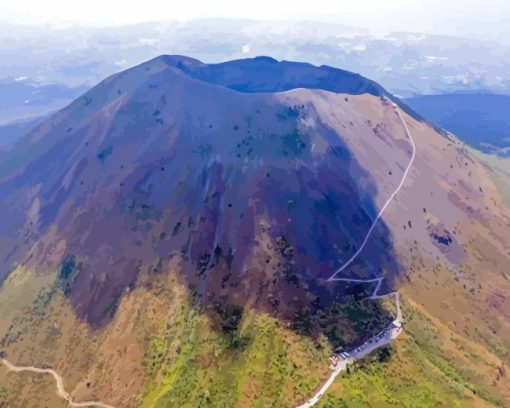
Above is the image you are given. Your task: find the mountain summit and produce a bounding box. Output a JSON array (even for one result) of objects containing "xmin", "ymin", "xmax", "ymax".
[{"xmin": 156, "ymin": 55, "xmax": 387, "ymax": 96}]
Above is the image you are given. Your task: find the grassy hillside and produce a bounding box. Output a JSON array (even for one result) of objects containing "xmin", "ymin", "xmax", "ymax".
[
  {"xmin": 0, "ymin": 262, "xmax": 392, "ymax": 407},
  {"xmin": 0, "ymin": 367, "xmax": 68, "ymax": 408},
  {"xmin": 469, "ymin": 146, "xmax": 510, "ymax": 207},
  {"xmin": 317, "ymin": 243, "xmax": 510, "ymax": 407}
]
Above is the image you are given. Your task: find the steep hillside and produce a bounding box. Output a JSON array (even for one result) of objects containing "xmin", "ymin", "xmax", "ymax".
[
  {"xmin": 0, "ymin": 55, "xmax": 405, "ymax": 327},
  {"xmin": 0, "ymin": 56, "xmax": 509, "ymax": 407}
]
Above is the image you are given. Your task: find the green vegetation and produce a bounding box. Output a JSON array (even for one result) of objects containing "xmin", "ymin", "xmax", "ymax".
[
  {"xmin": 59, "ymin": 255, "xmax": 76, "ymax": 280},
  {"xmin": 292, "ymin": 295, "xmax": 391, "ymax": 350},
  {"xmin": 96, "ymin": 145, "xmax": 113, "ymax": 163},
  {"xmin": 138, "ymin": 291, "xmax": 332, "ymax": 408},
  {"xmin": 56, "ymin": 254, "xmax": 80, "ymax": 296},
  {"xmin": 317, "ymin": 295, "xmax": 504, "ymax": 408},
  {"xmin": 135, "ymin": 276, "xmax": 397, "ymax": 408},
  {"xmin": 1, "ymin": 262, "xmax": 507, "ymax": 407}
]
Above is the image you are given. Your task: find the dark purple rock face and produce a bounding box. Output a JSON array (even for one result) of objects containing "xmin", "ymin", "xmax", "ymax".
[{"xmin": 0, "ymin": 56, "xmax": 400, "ymax": 328}]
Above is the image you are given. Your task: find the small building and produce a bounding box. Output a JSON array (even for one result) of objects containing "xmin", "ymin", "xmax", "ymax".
[{"xmin": 329, "ymin": 355, "xmax": 340, "ymax": 369}]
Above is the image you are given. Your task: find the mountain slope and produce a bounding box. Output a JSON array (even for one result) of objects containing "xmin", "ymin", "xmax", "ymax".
[
  {"xmin": 0, "ymin": 56, "xmax": 407, "ymax": 327},
  {"xmin": 0, "ymin": 56, "xmax": 509, "ymax": 407}
]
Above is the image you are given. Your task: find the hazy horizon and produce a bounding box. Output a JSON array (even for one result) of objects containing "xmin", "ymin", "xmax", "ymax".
[{"xmin": 1, "ymin": 0, "xmax": 509, "ymax": 45}]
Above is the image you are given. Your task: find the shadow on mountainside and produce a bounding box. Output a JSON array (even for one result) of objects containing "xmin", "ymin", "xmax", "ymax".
[{"xmin": 0, "ymin": 55, "xmax": 404, "ymax": 350}]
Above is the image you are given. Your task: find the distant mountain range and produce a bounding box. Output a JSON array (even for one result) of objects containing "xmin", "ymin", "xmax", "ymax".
[
  {"xmin": 406, "ymin": 93, "xmax": 510, "ymax": 156},
  {"xmin": 0, "ymin": 80, "xmax": 84, "ymax": 123},
  {"xmin": 1, "ymin": 19, "xmax": 510, "ymax": 97},
  {"xmin": 0, "ymin": 80, "xmax": 83, "ymax": 151},
  {"xmin": 0, "ymin": 115, "xmax": 46, "ymax": 150}
]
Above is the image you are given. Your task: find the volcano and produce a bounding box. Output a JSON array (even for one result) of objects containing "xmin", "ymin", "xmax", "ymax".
[
  {"xmin": 0, "ymin": 55, "xmax": 412, "ymax": 324},
  {"xmin": 0, "ymin": 56, "xmax": 509, "ymax": 408}
]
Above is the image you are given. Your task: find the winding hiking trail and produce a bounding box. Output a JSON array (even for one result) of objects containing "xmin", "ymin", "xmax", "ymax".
[
  {"xmin": 0, "ymin": 357, "xmax": 116, "ymax": 408},
  {"xmin": 297, "ymin": 103, "xmax": 414, "ymax": 407},
  {"xmin": 328, "ymin": 103, "xmax": 416, "ymax": 281}
]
